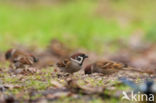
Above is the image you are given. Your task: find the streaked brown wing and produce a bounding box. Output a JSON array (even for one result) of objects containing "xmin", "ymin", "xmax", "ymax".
[
  {"xmin": 64, "ymin": 59, "xmax": 71, "ymax": 68},
  {"xmin": 56, "ymin": 61, "xmax": 66, "ymax": 67},
  {"xmin": 19, "ymin": 57, "xmax": 34, "ymax": 65},
  {"xmin": 96, "ymin": 61, "xmax": 112, "ymax": 69},
  {"xmin": 96, "ymin": 60, "xmax": 123, "ymax": 70},
  {"xmin": 56, "ymin": 59, "xmax": 70, "ymax": 68}
]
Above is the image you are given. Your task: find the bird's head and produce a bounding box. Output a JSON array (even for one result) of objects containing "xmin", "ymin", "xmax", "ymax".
[{"xmin": 70, "ymin": 53, "xmax": 88, "ymax": 66}]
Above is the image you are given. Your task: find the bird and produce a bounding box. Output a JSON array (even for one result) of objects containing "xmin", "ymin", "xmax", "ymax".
[
  {"xmin": 5, "ymin": 49, "xmax": 38, "ymax": 68},
  {"xmin": 48, "ymin": 39, "xmax": 71, "ymax": 58},
  {"xmin": 56, "ymin": 53, "xmax": 88, "ymax": 73},
  {"xmin": 84, "ymin": 59, "xmax": 127, "ymax": 75}
]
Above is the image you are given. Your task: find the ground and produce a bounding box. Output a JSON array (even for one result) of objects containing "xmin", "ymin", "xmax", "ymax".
[
  {"xmin": 0, "ymin": 0, "xmax": 156, "ymax": 103},
  {"xmin": 0, "ymin": 39, "xmax": 156, "ymax": 103}
]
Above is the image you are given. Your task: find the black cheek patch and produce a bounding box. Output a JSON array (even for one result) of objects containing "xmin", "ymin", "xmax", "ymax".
[{"xmin": 77, "ymin": 58, "xmax": 81, "ymax": 61}]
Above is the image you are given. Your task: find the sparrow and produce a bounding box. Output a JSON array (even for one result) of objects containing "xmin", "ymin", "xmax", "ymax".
[
  {"xmin": 84, "ymin": 60, "xmax": 127, "ymax": 75},
  {"xmin": 5, "ymin": 49, "xmax": 38, "ymax": 68},
  {"xmin": 56, "ymin": 53, "xmax": 88, "ymax": 73},
  {"xmin": 48, "ymin": 39, "xmax": 71, "ymax": 58}
]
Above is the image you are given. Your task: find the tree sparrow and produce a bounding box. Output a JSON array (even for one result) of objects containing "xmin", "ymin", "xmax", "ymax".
[
  {"xmin": 84, "ymin": 60, "xmax": 126, "ymax": 75},
  {"xmin": 5, "ymin": 49, "xmax": 38, "ymax": 68},
  {"xmin": 48, "ymin": 39, "xmax": 71, "ymax": 58},
  {"xmin": 56, "ymin": 53, "xmax": 88, "ymax": 73}
]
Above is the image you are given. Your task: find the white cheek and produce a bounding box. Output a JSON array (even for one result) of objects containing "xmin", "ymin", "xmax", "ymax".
[
  {"xmin": 79, "ymin": 56, "xmax": 83, "ymax": 63},
  {"xmin": 71, "ymin": 56, "xmax": 83, "ymax": 64}
]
